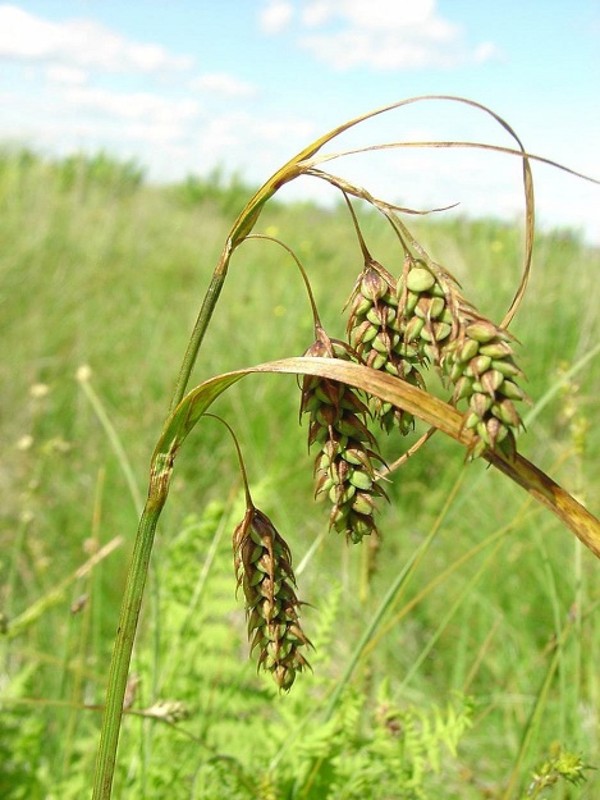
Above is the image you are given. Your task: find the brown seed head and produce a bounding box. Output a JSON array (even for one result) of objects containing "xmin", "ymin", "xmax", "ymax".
[
  {"xmin": 233, "ymin": 507, "xmax": 310, "ymax": 690},
  {"xmin": 347, "ymin": 259, "xmax": 425, "ymax": 434},
  {"xmin": 301, "ymin": 326, "xmax": 385, "ymax": 542}
]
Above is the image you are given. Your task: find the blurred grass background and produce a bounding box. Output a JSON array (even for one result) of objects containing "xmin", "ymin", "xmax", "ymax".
[{"xmin": 1, "ymin": 149, "xmax": 599, "ymax": 798}]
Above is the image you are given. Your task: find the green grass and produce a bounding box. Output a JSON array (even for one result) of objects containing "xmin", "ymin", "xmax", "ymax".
[{"xmin": 1, "ymin": 150, "xmax": 599, "ymax": 798}]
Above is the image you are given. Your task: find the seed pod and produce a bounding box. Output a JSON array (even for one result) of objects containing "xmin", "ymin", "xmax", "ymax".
[
  {"xmin": 433, "ymin": 321, "xmax": 452, "ymax": 342},
  {"xmin": 501, "ymin": 379, "xmax": 525, "ymax": 401},
  {"xmin": 361, "ymin": 267, "xmax": 389, "ymax": 300},
  {"xmin": 491, "ymin": 359, "xmax": 523, "ymax": 379},
  {"xmin": 404, "ymin": 315, "xmax": 425, "ymax": 342},
  {"xmin": 347, "ymin": 257, "xmax": 425, "ymax": 434},
  {"xmin": 480, "ymin": 369, "xmax": 505, "ymax": 395},
  {"xmin": 492, "ymin": 398, "xmax": 522, "ymax": 428},
  {"xmin": 406, "ymin": 267, "xmax": 436, "ymax": 293},
  {"xmin": 301, "ymin": 325, "xmax": 385, "ymax": 543},
  {"xmin": 233, "ymin": 507, "xmax": 311, "ymax": 690},
  {"xmin": 467, "ymin": 355, "xmax": 493, "ymax": 377},
  {"xmin": 470, "ymin": 392, "xmax": 493, "ymax": 418},
  {"xmin": 479, "ymin": 341, "xmax": 513, "ymax": 359},
  {"xmin": 452, "ymin": 375, "xmax": 473, "ymax": 403},
  {"xmin": 349, "ymin": 470, "xmax": 373, "ymax": 491},
  {"xmin": 415, "ymin": 295, "xmax": 445, "ymax": 320},
  {"xmin": 458, "ymin": 339, "xmax": 480, "ymax": 363},
  {"xmin": 465, "ymin": 320, "xmax": 499, "ymax": 343}
]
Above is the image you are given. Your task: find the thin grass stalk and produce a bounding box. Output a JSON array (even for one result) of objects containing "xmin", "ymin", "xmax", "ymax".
[
  {"xmin": 5, "ymin": 535, "xmax": 122, "ymax": 641},
  {"xmin": 523, "ymin": 340, "xmax": 600, "ymax": 428},
  {"xmin": 462, "ymin": 617, "xmax": 503, "ymax": 694},
  {"xmin": 502, "ymin": 623, "xmax": 572, "ymax": 799},
  {"xmin": 572, "ymin": 537, "xmax": 584, "ymax": 726},
  {"xmin": 3, "ymin": 508, "xmax": 31, "ymax": 624},
  {"xmin": 322, "ymin": 470, "xmax": 464, "ymax": 722},
  {"xmin": 322, "ymin": 544, "xmax": 424, "ymax": 722},
  {"xmin": 365, "ymin": 507, "xmax": 536, "ymax": 657},
  {"xmin": 61, "ymin": 553, "xmax": 94, "ymax": 778},
  {"xmin": 176, "ymin": 487, "xmax": 233, "ymax": 642},
  {"xmin": 533, "ymin": 527, "xmax": 566, "ymax": 742},
  {"xmin": 399, "ymin": 539, "xmax": 505, "ymax": 691},
  {"xmin": 77, "ymin": 370, "xmax": 144, "ymax": 516},
  {"xmin": 78, "ymin": 370, "xmax": 163, "ymax": 777},
  {"xmin": 91, "ymin": 468, "xmax": 106, "ymax": 691}
]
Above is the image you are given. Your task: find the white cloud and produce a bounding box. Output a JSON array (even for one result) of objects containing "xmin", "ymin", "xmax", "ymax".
[
  {"xmin": 62, "ymin": 86, "xmax": 200, "ymax": 126},
  {"xmin": 302, "ymin": 0, "xmax": 453, "ymax": 33},
  {"xmin": 190, "ymin": 73, "xmax": 256, "ymax": 98},
  {"xmin": 45, "ymin": 64, "xmax": 88, "ymax": 86},
  {"xmin": 263, "ymin": 0, "xmax": 498, "ymax": 71},
  {"xmin": 0, "ymin": 4, "xmax": 193, "ymax": 73},
  {"xmin": 473, "ymin": 41, "xmax": 503, "ymax": 63},
  {"xmin": 197, "ymin": 112, "xmax": 315, "ymax": 162},
  {"xmin": 259, "ymin": 0, "xmax": 294, "ymax": 34}
]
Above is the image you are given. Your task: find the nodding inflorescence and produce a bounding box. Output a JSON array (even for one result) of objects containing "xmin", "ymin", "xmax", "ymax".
[
  {"xmin": 396, "ymin": 253, "xmax": 528, "ymax": 459},
  {"xmin": 346, "ymin": 258, "xmax": 426, "ymax": 435},
  {"xmin": 233, "ymin": 158, "xmax": 529, "ymax": 689},
  {"xmin": 295, "ymin": 220, "xmax": 528, "ymax": 552},
  {"xmin": 233, "ymin": 505, "xmax": 311, "ymax": 691},
  {"xmin": 300, "ymin": 325, "xmax": 386, "ymax": 544}
]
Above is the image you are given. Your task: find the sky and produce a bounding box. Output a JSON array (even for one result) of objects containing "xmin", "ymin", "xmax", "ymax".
[{"xmin": 0, "ymin": 1, "xmax": 599, "ymax": 242}]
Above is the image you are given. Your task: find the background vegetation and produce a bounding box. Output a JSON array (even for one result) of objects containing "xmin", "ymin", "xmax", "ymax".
[{"xmin": 1, "ymin": 149, "xmax": 598, "ymax": 798}]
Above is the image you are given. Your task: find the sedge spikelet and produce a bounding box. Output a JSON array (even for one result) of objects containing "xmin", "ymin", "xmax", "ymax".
[
  {"xmin": 347, "ymin": 258, "xmax": 425, "ymax": 434},
  {"xmin": 396, "ymin": 255, "xmax": 457, "ymax": 365},
  {"xmin": 301, "ymin": 326, "xmax": 385, "ymax": 543},
  {"xmin": 397, "ymin": 254, "xmax": 527, "ymax": 458},
  {"xmin": 233, "ymin": 506, "xmax": 310, "ymax": 690},
  {"xmin": 441, "ymin": 314, "xmax": 528, "ymax": 458}
]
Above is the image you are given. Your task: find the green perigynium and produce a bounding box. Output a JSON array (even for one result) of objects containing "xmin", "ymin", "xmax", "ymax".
[
  {"xmin": 397, "ymin": 254, "xmax": 527, "ymax": 458},
  {"xmin": 233, "ymin": 505, "xmax": 310, "ymax": 690},
  {"xmin": 442, "ymin": 315, "xmax": 527, "ymax": 458},
  {"xmin": 301, "ymin": 326, "xmax": 386, "ymax": 543},
  {"xmin": 347, "ymin": 258, "xmax": 426, "ymax": 434}
]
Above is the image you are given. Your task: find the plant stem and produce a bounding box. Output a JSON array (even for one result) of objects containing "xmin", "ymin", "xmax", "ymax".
[
  {"xmin": 92, "ymin": 499, "xmax": 163, "ymax": 800},
  {"xmin": 169, "ymin": 256, "xmax": 229, "ymax": 412}
]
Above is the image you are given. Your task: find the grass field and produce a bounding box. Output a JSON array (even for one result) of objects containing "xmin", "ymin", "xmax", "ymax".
[{"xmin": 1, "ymin": 149, "xmax": 599, "ymax": 798}]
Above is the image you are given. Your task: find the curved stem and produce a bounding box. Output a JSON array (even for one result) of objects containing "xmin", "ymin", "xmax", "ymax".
[
  {"xmin": 244, "ymin": 234, "xmax": 323, "ymax": 330},
  {"xmin": 204, "ymin": 413, "xmax": 253, "ymax": 508},
  {"xmin": 341, "ymin": 191, "xmax": 371, "ymax": 262}
]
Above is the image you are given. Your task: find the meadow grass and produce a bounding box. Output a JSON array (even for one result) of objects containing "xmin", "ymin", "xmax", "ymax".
[{"xmin": 1, "ymin": 150, "xmax": 599, "ymax": 798}]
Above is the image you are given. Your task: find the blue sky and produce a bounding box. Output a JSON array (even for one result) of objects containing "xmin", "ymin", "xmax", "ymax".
[{"xmin": 1, "ymin": 1, "xmax": 598, "ymax": 241}]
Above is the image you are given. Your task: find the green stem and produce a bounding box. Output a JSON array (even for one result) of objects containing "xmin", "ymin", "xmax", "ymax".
[
  {"xmin": 169, "ymin": 259, "xmax": 228, "ymax": 412},
  {"xmin": 92, "ymin": 147, "xmax": 291, "ymax": 800},
  {"xmin": 167, "ymin": 157, "xmax": 303, "ymax": 411},
  {"xmin": 92, "ymin": 497, "xmax": 164, "ymax": 800}
]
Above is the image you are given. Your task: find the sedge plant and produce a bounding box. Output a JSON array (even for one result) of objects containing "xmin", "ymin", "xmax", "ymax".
[{"xmin": 91, "ymin": 95, "xmax": 600, "ymax": 799}]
